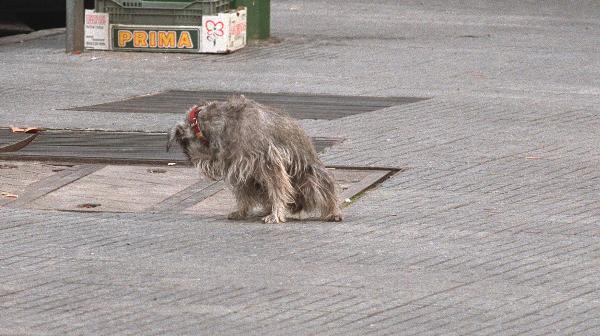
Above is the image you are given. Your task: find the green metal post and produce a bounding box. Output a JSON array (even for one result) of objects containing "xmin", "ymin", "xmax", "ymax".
[{"xmin": 231, "ymin": 0, "xmax": 270, "ymax": 40}]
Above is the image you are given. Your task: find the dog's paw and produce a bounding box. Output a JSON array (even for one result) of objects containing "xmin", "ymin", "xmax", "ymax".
[
  {"xmin": 323, "ymin": 213, "xmax": 343, "ymax": 222},
  {"xmin": 262, "ymin": 213, "xmax": 285, "ymax": 224},
  {"xmin": 228, "ymin": 210, "xmax": 247, "ymax": 220}
]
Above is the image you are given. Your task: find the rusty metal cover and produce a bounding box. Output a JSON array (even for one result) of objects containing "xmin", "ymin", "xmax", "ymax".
[
  {"xmin": 0, "ymin": 130, "xmax": 343, "ymax": 164},
  {"xmin": 65, "ymin": 90, "xmax": 427, "ymax": 120},
  {"xmin": 1, "ymin": 162, "xmax": 396, "ymax": 216}
]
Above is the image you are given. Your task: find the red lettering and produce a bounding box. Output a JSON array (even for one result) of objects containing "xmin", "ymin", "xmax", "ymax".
[{"xmin": 86, "ymin": 15, "xmax": 107, "ymax": 25}]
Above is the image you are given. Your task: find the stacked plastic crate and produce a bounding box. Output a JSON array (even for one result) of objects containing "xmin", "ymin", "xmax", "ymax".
[{"xmin": 86, "ymin": 0, "xmax": 247, "ymax": 53}]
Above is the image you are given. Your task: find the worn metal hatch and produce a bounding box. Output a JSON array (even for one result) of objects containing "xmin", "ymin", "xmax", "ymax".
[
  {"xmin": 0, "ymin": 130, "xmax": 343, "ymax": 165},
  {"xmin": 65, "ymin": 90, "xmax": 427, "ymax": 120}
]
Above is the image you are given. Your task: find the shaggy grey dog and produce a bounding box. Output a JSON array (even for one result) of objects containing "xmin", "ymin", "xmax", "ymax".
[{"xmin": 167, "ymin": 95, "xmax": 343, "ymax": 224}]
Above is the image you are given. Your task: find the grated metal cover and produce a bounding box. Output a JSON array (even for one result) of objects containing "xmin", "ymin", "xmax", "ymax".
[
  {"xmin": 65, "ymin": 90, "xmax": 427, "ymax": 120},
  {"xmin": 0, "ymin": 130, "xmax": 343, "ymax": 165}
]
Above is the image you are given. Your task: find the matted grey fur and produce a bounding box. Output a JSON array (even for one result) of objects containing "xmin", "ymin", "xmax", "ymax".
[{"xmin": 167, "ymin": 95, "xmax": 343, "ymax": 224}]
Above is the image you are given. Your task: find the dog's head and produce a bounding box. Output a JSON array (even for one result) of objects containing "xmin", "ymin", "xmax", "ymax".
[
  {"xmin": 167, "ymin": 96, "xmax": 248, "ymax": 165},
  {"xmin": 167, "ymin": 104, "xmax": 217, "ymax": 164}
]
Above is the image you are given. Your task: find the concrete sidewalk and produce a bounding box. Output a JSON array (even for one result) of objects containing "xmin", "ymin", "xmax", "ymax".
[{"xmin": 1, "ymin": 1, "xmax": 600, "ymax": 335}]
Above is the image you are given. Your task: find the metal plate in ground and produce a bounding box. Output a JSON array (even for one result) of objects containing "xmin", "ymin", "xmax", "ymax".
[
  {"xmin": 185, "ymin": 168, "xmax": 392, "ymax": 218},
  {"xmin": 0, "ymin": 131, "xmax": 342, "ymax": 165},
  {"xmin": 27, "ymin": 165, "xmax": 202, "ymax": 213},
  {"xmin": 65, "ymin": 90, "xmax": 427, "ymax": 120},
  {"xmin": 2, "ymin": 162, "xmax": 394, "ymax": 219},
  {"xmin": 0, "ymin": 161, "xmax": 68, "ymax": 205},
  {"xmin": 0, "ymin": 128, "xmax": 38, "ymax": 152}
]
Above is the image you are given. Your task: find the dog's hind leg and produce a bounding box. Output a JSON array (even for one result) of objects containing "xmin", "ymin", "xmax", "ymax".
[
  {"xmin": 261, "ymin": 163, "xmax": 294, "ymax": 224},
  {"xmin": 322, "ymin": 201, "xmax": 343, "ymax": 222},
  {"xmin": 306, "ymin": 165, "xmax": 343, "ymax": 222}
]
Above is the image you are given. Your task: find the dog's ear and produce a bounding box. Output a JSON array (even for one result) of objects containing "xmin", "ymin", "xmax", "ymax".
[{"xmin": 166, "ymin": 123, "xmax": 184, "ymax": 152}]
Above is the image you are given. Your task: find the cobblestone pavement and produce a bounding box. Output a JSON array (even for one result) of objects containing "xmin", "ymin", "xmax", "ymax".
[
  {"xmin": 2, "ymin": 96, "xmax": 600, "ymax": 335},
  {"xmin": 2, "ymin": 0, "xmax": 600, "ymax": 335}
]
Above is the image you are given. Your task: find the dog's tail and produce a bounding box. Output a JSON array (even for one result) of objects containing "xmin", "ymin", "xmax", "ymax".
[{"xmin": 294, "ymin": 164, "xmax": 342, "ymax": 221}]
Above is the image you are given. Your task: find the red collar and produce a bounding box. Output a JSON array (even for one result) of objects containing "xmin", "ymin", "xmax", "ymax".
[{"xmin": 187, "ymin": 106, "xmax": 209, "ymax": 146}]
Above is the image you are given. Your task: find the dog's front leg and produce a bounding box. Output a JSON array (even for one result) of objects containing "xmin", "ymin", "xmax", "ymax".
[
  {"xmin": 228, "ymin": 209, "xmax": 249, "ymax": 220},
  {"xmin": 228, "ymin": 186, "xmax": 253, "ymax": 220}
]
